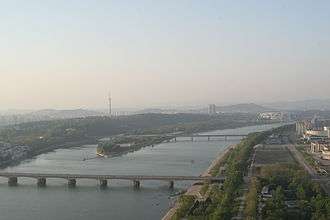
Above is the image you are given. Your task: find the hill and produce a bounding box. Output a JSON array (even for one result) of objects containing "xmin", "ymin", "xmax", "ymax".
[
  {"xmin": 215, "ymin": 103, "xmax": 271, "ymax": 113},
  {"xmin": 0, "ymin": 109, "xmax": 106, "ymax": 126},
  {"xmin": 28, "ymin": 109, "xmax": 105, "ymax": 119},
  {"xmin": 263, "ymin": 99, "xmax": 330, "ymax": 111}
]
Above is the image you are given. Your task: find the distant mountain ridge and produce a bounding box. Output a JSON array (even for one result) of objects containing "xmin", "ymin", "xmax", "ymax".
[
  {"xmin": 132, "ymin": 103, "xmax": 273, "ymax": 114},
  {"xmin": 4, "ymin": 99, "xmax": 330, "ymax": 126},
  {"xmin": 215, "ymin": 103, "xmax": 272, "ymax": 113},
  {"xmin": 134, "ymin": 108, "xmax": 180, "ymax": 114},
  {"xmin": 0, "ymin": 109, "xmax": 106, "ymax": 127},
  {"xmin": 27, "ymin": 109, "xmax": 105, "ymax": 119},
  {"xmin": 263, "ymin": 99, "xmax": 330, "ymax": 111}
]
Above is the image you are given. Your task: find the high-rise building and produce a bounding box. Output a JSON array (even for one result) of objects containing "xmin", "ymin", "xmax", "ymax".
[{"xmin": 208, "ymin": 104, "xmax": 216, "ymax": 115}]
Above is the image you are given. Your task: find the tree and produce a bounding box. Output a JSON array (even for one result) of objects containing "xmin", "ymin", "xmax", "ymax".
[
  {"xmin": 311, "ymin": 194, "xmax": 330, "ymax": 220},
  {"xmin": 244, "ymin": 178, "xmax": 259, "ymax": 220},
  {"xmin": 297, "ymin": 185, "xmax": 306, "ymax": 201},
  {"xmin": 263, "ymin": 186, "xmax": 286, "ymax": 220}
]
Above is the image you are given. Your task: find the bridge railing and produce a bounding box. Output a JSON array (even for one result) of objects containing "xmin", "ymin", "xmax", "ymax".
[{"xmin": 0, "ymin": 172, "xmax": 226, "ymax": 188}]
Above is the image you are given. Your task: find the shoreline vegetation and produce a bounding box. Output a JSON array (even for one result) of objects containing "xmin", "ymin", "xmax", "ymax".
[
  {"xmin": 165, "ymin": 126, "xmax": 289, "ymax": 220},
  {"xmin": 166, "ymin": 124, "xmax": 330, "ymax": 220},
  {"xmin": 0, "ymin": 139, "xmax": 95, "ymax": 169},
  {"xmin": 0, "ymin": 113, "xmax": 275, "ymax": 168},
  {"xmin": 162, "ymin": 144, "xmax": 236, "ymax": 220}
]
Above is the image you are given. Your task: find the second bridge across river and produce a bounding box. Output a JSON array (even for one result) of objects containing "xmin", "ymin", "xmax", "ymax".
[{"xmin": 0, "ymin": 172, "xmax": 226, "ymax": 189}]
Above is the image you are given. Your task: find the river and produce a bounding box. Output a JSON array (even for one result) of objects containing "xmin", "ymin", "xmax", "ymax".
[{"xmin": 0, "ymin": 123, "xmax": 283, "ymax": 220}]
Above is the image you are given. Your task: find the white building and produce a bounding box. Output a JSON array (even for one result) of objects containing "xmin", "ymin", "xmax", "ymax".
[{"xmin": 310, "ymin": 141, "xmax": 330, "ymax": 160}]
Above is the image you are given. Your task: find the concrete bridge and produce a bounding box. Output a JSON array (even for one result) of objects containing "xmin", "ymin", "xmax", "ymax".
[
  {"xmin": 172, "ymin": 134, "xmax": 247, "ymax": 142},
  {"xmin": 0, "ymin": 172, "xmax": 225, "ymax": 188},
  {"xmin": 129, "ymin": 134, "xmax": 248, "ymax": 142}
]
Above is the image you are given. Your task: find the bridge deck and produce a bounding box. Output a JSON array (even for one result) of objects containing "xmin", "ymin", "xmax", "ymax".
[
  {"xmin": 180, "ymin": 134, "xmax": 247, "ymax": 137},
  {"xmin": 0, "ymin": 172, "xmax": 225, "ymax": 181},
  {"xmin": 128, "ymin": 134, "xmax": 247, "ymax": 138}
]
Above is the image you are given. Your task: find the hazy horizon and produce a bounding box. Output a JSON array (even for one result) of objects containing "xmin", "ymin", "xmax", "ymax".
[{"xmin": 1, "ymin": 1, "xmax": 329, "ymax": 109}]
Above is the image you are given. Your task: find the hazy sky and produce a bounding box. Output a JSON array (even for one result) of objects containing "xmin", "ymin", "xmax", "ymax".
[{"xmin": 1, "ymin": 0, "xmax": 330, "ymax": 109}]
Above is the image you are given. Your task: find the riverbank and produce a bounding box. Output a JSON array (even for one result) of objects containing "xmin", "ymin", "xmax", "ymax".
[
  {"xmin": 0, "ymin": 118, "xmax": 277, "ymax": 171},
  {"xmin": 0, "ymin": 139, "xmax": 95, "ymax": 169},
  {"xmin": 0, "ymin": 123, "xmax": 285, "ymax": 220},
  {"xmin": 161, "ymin": 144, "xmax": 236, "ymax": 220}
]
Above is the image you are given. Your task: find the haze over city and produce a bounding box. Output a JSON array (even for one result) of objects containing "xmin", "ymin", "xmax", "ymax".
[{"xmin": 1, "ymin": 0, "xmax": 330, "ymax": 110}]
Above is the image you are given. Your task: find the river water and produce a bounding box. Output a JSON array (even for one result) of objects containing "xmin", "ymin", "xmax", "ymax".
[{"xmin": 0, "ymin": 123, "xmax": 282, "ymax": 220}]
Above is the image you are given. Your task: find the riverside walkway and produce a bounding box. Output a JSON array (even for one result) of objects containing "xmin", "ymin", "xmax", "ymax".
[{"xmin": 0, "ymin": 172, "xmax": 225, "ymax": 188}]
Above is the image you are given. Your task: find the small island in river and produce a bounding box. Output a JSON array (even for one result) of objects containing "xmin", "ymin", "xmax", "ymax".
[{"xmin": 97, "ymin": 135, "xmax": 172, "ymax": 156}]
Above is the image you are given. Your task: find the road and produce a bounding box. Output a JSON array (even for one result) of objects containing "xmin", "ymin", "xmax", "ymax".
[
  {"xmin": 287, "ymin": 145, "xmax": 330, "ymax": 195},
  {"xmin": 287, "ymin": 145, "xmax": 317, "ymax": 177}
]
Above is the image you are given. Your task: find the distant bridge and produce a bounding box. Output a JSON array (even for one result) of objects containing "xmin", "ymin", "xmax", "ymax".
[
  {"xmin": 0, "ymin": 172, "xmax": 226, "ymax": 188},
  {"xmin": 128, "ymin": 134, "xmax": 248, "ymax": 142},
  {"xmin": 174, "ymin": 134, "xmax": 248, "ymax": 142}
]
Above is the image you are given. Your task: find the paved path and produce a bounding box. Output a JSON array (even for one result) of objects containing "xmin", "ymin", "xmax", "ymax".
[
  {"xmin": 288, "ymin": 145, "xmax": 317, "ymax": 177},
  {"xmin": 287, "ymin": 145, "xmax": 330, "ymax": 195}
]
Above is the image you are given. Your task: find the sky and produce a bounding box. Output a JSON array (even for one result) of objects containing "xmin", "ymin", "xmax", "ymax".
[{"xmin": 0, "ymin": 0, "xmax": 330, "ymax": 109}]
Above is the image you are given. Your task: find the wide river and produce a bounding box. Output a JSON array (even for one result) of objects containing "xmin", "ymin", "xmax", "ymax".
[{"xmin": 0, "ymin": 123, "xmax": 282, "ymax": 220}]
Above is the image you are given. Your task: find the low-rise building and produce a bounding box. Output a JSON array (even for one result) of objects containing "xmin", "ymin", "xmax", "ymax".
[
  {"xmin": 296, "ymin": 117, "xmax": 330, "ymax": 139},
  {"xmin": 259, "ymin": 112, "xmax": 289, "ymax": 121},
  {"xmin": 302, "ymin": 126, "xmax": 330, "ymax": 142},
  {"xmin": 310, "ymin": 141, "xmax": 330, "ymax": 160},
  {"xmin": 261, "ymin": 185, "xmax": 272, "ymax": 199},
  {"xmin": 311, "ymin": 141, "xmax": 324, "ymax": 153},
  {"xmin": 305, "ymin": 129, "xmax": 328, "ymax": 138},
  {"xmin": 321, "ymin": 147, "xmax": 330, "ymax": 160}
]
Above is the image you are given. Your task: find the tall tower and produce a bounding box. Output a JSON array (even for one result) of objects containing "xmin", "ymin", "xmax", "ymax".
[{"xmin": 108, "ymin": 92, "xmax": 112, "ymax": 117}]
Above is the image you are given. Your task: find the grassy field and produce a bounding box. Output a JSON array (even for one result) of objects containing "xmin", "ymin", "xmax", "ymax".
[{"xmin": 254, "ymin": 145, "xmax": 295, "ymax": 165}]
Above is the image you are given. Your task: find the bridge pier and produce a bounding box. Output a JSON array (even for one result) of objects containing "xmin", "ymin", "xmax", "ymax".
[
  {"xmin": 208, "ymin": 136, "xmax": 210, "ymax": 141},
  {"xmin": 8, "ymin": 177, "xmax": 18, "ymax": 186},
  {"xmin": 68, "ymin": 178, "xmax": 77, "ymax": 187},
  {"xmin": 191, "ymin": 137, "xmax": 194, "ymax": 142},
  {"xmin": 99, "ymin": 179, "xmax": 108, "ymax": 188},
  {"xmin": 225, "ymin": 136, "xmax": 227, "ymax": 141},
  {"xmin": 37, "ymin": 178, "xmax": 47, "ymax": 187},
  {"xmin": 133, "ymin": 180, "xmax": 140, "ymax": 189},
  {"xmin": 0, "ymin": 173, "xmax": 226, "ymax": 188},
  {"xmin": 169, "ymin": 181, "xmax": 174, "ymax": 189}
]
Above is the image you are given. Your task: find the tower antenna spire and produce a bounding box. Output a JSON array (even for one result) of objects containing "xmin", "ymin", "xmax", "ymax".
[{"xmin": 108, "ymin": 92, "xmax": 112, "ymax": 117}]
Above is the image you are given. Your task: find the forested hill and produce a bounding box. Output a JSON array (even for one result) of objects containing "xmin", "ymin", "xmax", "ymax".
[{"xmin": 0, "ymin": 113, "xmax": 259, "ymax": 144}]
